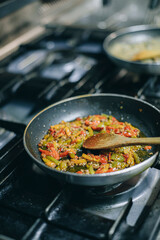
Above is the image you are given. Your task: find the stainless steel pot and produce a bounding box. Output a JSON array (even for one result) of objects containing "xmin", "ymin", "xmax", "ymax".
[{"xmin": 103, "ymin": 25, "xmax": 160, "ymax": 75}]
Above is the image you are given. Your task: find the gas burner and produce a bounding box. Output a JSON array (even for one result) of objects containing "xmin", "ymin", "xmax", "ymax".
[
  {"xmin": 52, "ymin": 52, "xmax": 77, "ymax": 64},
  {"xmin": 137, "ymin": 75, "xmax": 160, "ymax": 109},
  {"xmin": 39, "ymin": 38, "xmax": 76, "ymax": 51},
  {"xmin": 68, "ymin": 169, "xmax": 147, "ymax": 200},
  {"xmin": 77, "ymin": 41, "xmax": 103, "ymax": 54},
  {"xmin": 138, "ymin": 76, "xmax": 160, "ymax": 99},
  {"xmin": 69, "ymin": 168, "xmax": 160, "ymax": 226},
  {"xmin": 143, "ymin": 76, "xmax": 160, "ymax": 98},
  {"xmin": 84, "ymin": 173, "xmax": 142, "ymax": 198},
  {"xmin": 41, "ymin": 54, "xmax": 96, "ymax": 82},
  {"xmin": 7, "ymin": 50, "xmax": 47, "ymax": 75}
]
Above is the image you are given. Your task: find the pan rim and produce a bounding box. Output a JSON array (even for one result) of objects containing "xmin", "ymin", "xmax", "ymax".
[
  {"xmin": 103, "ymin": 24, "xmax": 160, "ymax": 67},
  {"xmin": 23, "ymin": 93, "xmax": 160, "ymax": 178}
]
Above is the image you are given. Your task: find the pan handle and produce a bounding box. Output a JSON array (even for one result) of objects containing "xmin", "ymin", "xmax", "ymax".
[{"xmin": 0, "ymin": 119, "xmax": 26, "ymax": 134}]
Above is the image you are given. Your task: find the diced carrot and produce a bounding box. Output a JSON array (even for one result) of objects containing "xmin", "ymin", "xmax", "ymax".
[
  {"xmin": 112, "ymin": 117, "xmax": 116, "ymax": 121},
  {"xmin": 123, "ymin": 154, "xmax": 129, "ymax": 161},
  {"xmin": 100, "ymin": 156, "xmax": 107, "ymax": 164},
  {"xmin": 106, "ymin": 126, "xmax": 114, "ymax": 130},
  {"xmin": 91, "ymin": 125, "xmax": 103, "ymax": 131},
  {"xmin": 144, "ymin": 146, "xmax": 152, "ymax": 150},
  {"xmin": 117, "ymin": 122, "xmax": 124, "ymax": 125},
  {"xmin": 114, "ymin": 128, "xmax": 120, "ymax": 134},
  {"xmin": 55, "ymin": 129, "xmax": 65, "ymax": 138},
  {"xmin": 39, "ymin": 149, "xmax": 51, "ymax": 155},
  {"xmin": 60, "ymin": 151, "xmax": 69, "ymax": 158},
  {"xmin": 124, "ymin": 126, "xmax": 131, "ymax": 131},
  {"xmin": 80, "ymin": 130, "xmax": 86, "ymax": 135},
  {"xmin": 76, "ymin": 171, "xmax": 83, "ymax": 174},
  {"xmin": 71, "ymin": 139, "xmax": 77, "ymax": 144},
  {"xmin": 50, "ymin": 147, "xmax": 60, "ymax": 160},
  {"xmin": 94, "ymin": 155, "xmax": 101, "ymax": 160},
  {"xmin": 94, "ymin": 115, "xmax": 107, "ymax": 119},
  {"xmin": 133, "ymin": 129, "xmax": 139, "ymax": 133},
  {"xmin": 49, "ymin": 128, "xmax": 56, "ymax": 135},
  {"xmin": 85, "ymin": 120, "xmax": 90, "ymax": 126},
  {"xmin": 107, "ymin": 168, "xmax": 115, "ymax": 172},
  {"xmin": 95, "ymin": 164, "xmax": 109, "ymax": 174},
  {"xmin": 123, "ymin": 132, "xmax": 132, "ymax": 137},
  {"xmin": 47, "ymin": 142, "xmax": 54, "ymax": 148}
]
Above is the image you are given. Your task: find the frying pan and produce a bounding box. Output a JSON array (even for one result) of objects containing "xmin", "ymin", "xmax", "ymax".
[
  {"xmin": 23, "ymin": 94, "xmax": 160, "ymax": 187},
  {"xmin": 103, "ymin": 25, "xmax": 160, "ymax": 75}
]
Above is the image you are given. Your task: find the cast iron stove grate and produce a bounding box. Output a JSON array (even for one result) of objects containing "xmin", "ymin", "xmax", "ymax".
[{"xmin": 0, "ymin": 25, "xmax": 160, "ymax": 240}]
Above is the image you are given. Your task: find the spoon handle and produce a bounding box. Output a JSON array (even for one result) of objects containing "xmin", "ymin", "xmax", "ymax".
[
  {"xmin": 131, "ymin": 50, "xmax": 160, "ymax": 61},
  {"xmin": 125, "ymin": 137, "xmax": 160, "ymax": 145}
]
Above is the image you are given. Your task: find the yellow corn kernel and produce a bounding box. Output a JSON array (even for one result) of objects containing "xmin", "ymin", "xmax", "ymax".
[
  {"xmin": 127, "ymin": 152, "xmax": 135, "ymax": 166},
  {"xmin": 71, "ymin": 159, "xmax": 87, "ymax": 164},
  {"xmin": 82, "ymin": 153, "xmax": 100, "ymax": 162},
  {"xmin": 50, "ymin": 124, "xmax": 65, "ymax": 129},
  {"xmin": 65, "ymin": 127, "xmax": 71, "ymax": 136}
]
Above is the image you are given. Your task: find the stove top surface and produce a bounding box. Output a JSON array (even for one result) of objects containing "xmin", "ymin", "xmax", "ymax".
[{"xmin": 0, "ymin": 25, "xmax": 160, "ymax": 240}]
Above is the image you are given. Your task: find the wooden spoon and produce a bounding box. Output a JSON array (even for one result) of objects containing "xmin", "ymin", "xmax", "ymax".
[
  {"xmin": 83, "ymin": 133, "xmax": 160, "ymax": 150},
  {"xmin": 131, "ymin": 49, "xmax": 160, "ymax": 61}
]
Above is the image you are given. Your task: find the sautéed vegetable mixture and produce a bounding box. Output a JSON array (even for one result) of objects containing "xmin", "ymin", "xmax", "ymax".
[{"xmin": 38, "ymin": 114, "xmax": 152, "ymax": 174}]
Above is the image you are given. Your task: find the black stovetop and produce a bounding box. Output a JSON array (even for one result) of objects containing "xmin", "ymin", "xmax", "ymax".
[{"xmin": 0, "ymin": 25, "xmax": 160, "ymax": 240}]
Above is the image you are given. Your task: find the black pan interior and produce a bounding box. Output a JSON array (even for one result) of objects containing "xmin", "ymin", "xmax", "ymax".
[{"xmin": 24, "ymin": 94, "xmax": 160, "ymax": 164}]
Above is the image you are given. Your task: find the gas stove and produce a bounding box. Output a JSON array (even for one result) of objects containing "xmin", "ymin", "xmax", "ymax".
[{"xmin": 0, "ymin": 24, "xmax": 160, "ymax": 240}]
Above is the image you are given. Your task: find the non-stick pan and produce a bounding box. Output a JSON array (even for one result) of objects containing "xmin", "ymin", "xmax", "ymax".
[
  {"xmin": 103, "ymin": 25, "xmax": 160, "ymax": 75},
  {"xmin": 23, "ymin": 94, "xmax": 160, "ymax": 187}
]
